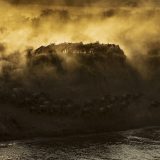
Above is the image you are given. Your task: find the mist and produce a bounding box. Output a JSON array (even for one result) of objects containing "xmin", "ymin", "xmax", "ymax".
[
  {"xmin": 0, "ymin": 0, "xmax": 159, "ymax": 92},
  {"xmin": 0, "ymin": 0, "xmax": 159, "ymax": 54}
]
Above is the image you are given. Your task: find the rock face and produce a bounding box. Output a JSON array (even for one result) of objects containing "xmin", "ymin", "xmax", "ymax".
[
  {"xmin": 0, "ymin": 42, "xmax": 160, "ymax": 141},
  {"xmin": 28, "ymin": 42, "xmax": 126, "ymax": 67},
  {"xmin": 34, "ymin": 42, "xmax": 125, "ymax": 56},
  {"xmin": 25, "ymin": 42, "xmax": 139, "ymax": 100}
]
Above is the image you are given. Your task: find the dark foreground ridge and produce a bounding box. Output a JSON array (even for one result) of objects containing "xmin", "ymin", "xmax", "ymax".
[{"xmin": 0, "ymin": 42, "xmax": 160, "ymax": 141}]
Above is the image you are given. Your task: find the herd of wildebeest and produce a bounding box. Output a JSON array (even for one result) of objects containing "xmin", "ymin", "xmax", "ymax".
[{"xmin": 0, "ymin": 86, "xmax": 159, "ymax": 118}]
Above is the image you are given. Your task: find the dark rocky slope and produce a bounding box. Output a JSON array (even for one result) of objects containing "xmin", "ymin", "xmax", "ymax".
[{"xmin": 0, "ymin": 42, "xmax": 160, "ymax": 141}]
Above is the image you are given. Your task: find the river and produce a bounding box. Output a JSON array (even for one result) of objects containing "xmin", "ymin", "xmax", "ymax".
[{"xmin": 0, "ymin": 127, "xmax": 160, "ymax": 160}]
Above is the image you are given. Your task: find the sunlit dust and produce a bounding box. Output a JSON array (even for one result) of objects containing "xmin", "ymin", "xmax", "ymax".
[{"xmin": 0, "ymin": 0, "xmax": 159, "ymax": 78}]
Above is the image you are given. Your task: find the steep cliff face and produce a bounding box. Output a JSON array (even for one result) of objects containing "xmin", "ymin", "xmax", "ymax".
[
  {"xmin": 1, "ymin": 42, "xmax": 160, "ymax": 100},
  {"xmin": 25, "ymin": 43, "xmax": 140, "ymax": 98},
  {"xmin": 0, "ymin": 42, "xmax": 141, "ymax": 102},
  {"xmin": 0, "ymin": 42, "xmax": 160, "ymax": 141},
  {"xmin": 28, "ymin": 42, "xmax": 126, "ymax": 69}
]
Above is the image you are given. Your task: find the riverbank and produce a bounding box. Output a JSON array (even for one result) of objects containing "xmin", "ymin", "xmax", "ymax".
[
  {"xmin": 0, "ymin": 93, "xmax": 160, "ymax": 142},
  {"xmin": 1, "ymin": 127, "xmax": 160, "ymax": 160}
]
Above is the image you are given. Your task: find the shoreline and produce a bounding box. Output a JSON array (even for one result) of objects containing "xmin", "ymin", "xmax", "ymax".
[
  {"xmin": 0, "ymin": 121, "xmax": 159, "ymax": 143},
  {"xmin": 0, "ymin": 92, "xmax": 160, "ymax": 143}
]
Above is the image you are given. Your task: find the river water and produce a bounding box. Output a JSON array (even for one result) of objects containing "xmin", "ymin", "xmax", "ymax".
[{"xmin": 0, "ymin": 127, "xmax": 160, "ymax": 160}]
